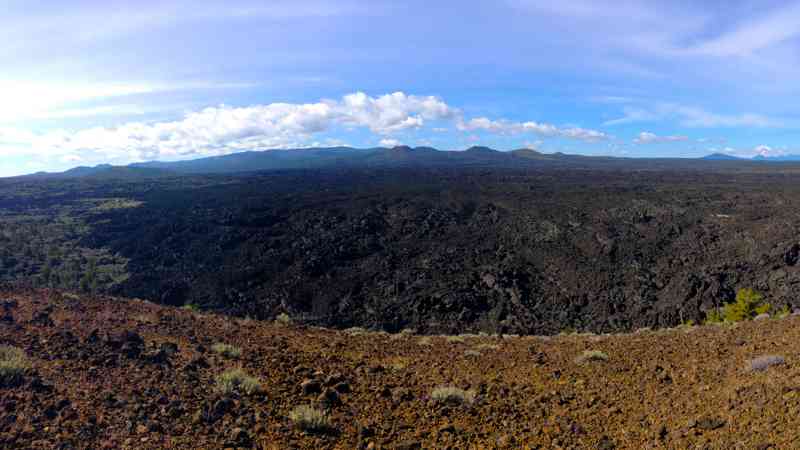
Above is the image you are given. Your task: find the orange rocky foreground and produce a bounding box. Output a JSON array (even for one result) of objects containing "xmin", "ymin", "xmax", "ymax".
[{"xmin": 1, "ymin": 288, "xmax": 800, "ymax": 449}]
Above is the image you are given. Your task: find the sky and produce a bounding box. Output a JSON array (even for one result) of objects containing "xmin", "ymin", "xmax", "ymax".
[{"xmin": 4, "ymin": 0, "xmax": 800, "ymax": 176}]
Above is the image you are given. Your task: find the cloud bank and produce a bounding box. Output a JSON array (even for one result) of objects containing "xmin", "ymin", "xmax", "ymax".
[
  {"xmin": 633, "ymin": 132, "xmax": 688, "ymax": 144},
  {"xmin": 1, "ymin": 91, "xmax": 610, "ymax": 165}
]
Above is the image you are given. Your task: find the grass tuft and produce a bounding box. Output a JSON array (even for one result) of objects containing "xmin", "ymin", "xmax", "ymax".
[
  {"xmin": 0, "ymin": 346, "xmax": 29, "ymax": 386},
  {"xmin": 417, "ymin": 336, "xmax": 434, "ymax": 346},
  {"xmin": 211, "ymin": 343, "xmax": 242, "ymax": 359},
  {"xmin": 289, "ymin": 405, "xmax": 331, "ymax": 432},
  {"xmin": 216, "ymin": 368, "xmax": 261, "ymax": 395},
  {"xmin": 430, "ymin": 386, "xmax": 476, "ymax": 406},
  {"xmin": 575, "ymin": 350, "xmax": 609, "ymax": 364}
]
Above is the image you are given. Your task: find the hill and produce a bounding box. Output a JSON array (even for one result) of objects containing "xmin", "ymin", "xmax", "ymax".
[
  {"xmin": 20, "ymin": 164, "xmax": 173, "ymax": 180},
  {"xmin": 12, "ymin": 146, "xmax": 782, "ymax": 180},
  {"xmin": 701, "ymin": 153, "xmax": 742, "ymax": 161},
  {"xmin": 2, "ymin": 288, "xmax": 799, "ymax": 449}
]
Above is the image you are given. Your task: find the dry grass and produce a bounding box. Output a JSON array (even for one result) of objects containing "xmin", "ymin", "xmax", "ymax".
[
  {"xmin": 216, "ymin": 369, "xmax": 261, "ymax": 395},
  {"xmin": 430, "ymin": 386, "xmax": 476, "ymax": 405},
  {"xmin": 211, "ymin": 343, "xmax": 242, "ymax": 359},
  {"xmin": 417, "ymin": 336, "xmax": 434, "ymax": 346},
  {"xmin": 575, "ymin": 350, "xmax": 609, "ymax": 364},
  {"xmin": 289, "ymin": 405, "xmax": 331, "ymax": 432},
  {"xmin": 475, "ymin": 343, "xmax": 501, "ymax": 351},
  {"xmin": 344, "ymin": 327, "xmax": 369, "ymax": 336},
  {"xmin": 0, "ymin": 346, "xmax": 29, "ymax": 386}
]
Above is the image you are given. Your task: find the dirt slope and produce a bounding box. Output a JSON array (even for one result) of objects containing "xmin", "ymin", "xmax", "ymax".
[{"xmin": 1, "ymin": 288, "xmax": 799, "ymax": 449}]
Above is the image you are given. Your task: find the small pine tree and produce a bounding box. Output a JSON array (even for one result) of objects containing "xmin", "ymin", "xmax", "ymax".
[
  {"xmin": 727, "ymin": 288, "xmax": 769, "ymax": 321},
  {"xmin": 713, "ymin": 288, "xmax": 771, "ymax": 323},
  {"xmin": 704, "ymin": 309, "xmax": 724, "ymax": 324}
]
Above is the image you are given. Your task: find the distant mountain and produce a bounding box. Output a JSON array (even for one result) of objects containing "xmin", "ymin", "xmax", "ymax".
[
  {"xmin": 701, "ymin": 153, "xmax": 742, "ymax": 161},
  {"xmin": 131, "ymin": 147, "xmax": 377, "ymax": 174},
  {"xmin": 753, "ymin": 154, "xmax": 800, "ymax": 162},
  {"xmin": 13, "ymin": 145, "xmax": 788, "ymax": 180},
  {"xmin": 131, "ymin": 146, "xmax": 536, "ymax": 173},
  {"xmin": 21, "ymin": 164, "xmax": 172, "ymax": 180}
]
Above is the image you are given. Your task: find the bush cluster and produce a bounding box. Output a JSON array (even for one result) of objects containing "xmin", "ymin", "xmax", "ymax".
[
  {"xmin": 0, "ymin": 346, "xmax": 29, "ymax": 386},
  {"xmin": 211, "ymin": 343, "xmax": 242, "ymax": 359},
  {"xmin": 705, "ymin": 288, "xmax": 771, "ymax": 324},
  {"xmin": 216, "ymin": 369, "xmax": 261, "ymax": 395},
  {"xmin": 430, "ymin": 386, "xmax": 476, "ymax": 405},
  {"xmin": 289, "ymin": 405, "xmax": 330, "ymax": 432}
]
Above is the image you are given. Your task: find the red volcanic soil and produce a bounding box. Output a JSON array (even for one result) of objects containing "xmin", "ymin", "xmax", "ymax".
[{"xmin": 2, "ymin": 288, "xmax": 800, "ymax": 449}]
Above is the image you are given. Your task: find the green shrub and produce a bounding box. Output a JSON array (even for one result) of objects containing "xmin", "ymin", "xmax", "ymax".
[
  {"xmin": 289, "ymin": 405, "xmax": 331, "ymax": 432},
  {"xmin": 211, "ymin": 343, "xmax": 242, "ymax": 359},
  {"xmin": 0, "ymin": 346, "xmax": 29, "ymax": 386},
  {"xmin": 275, "ymin": 312, "xmax": 293, "ymax": 325},
  {"xmin": 216, "ymin": 369, "xmax": 261, "ymax": 395},
  {"xmin": 704, "ymin": 309, "xmax": 724, "ymax": 325},
  {"xmin": 706, "ymin": 288, "xmax": 771, "ymax": 324}
]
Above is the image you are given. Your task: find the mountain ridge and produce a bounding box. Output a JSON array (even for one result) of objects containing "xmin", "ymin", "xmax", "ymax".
[{"xmin": 11, "ymin": 146, "xmax": 790, "ymax": 179}]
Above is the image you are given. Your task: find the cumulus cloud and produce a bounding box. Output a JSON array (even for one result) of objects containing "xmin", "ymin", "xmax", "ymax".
[
  {"xmin": 0, "ymin": 91, "xmax": 456, "ymax": 162},
  {"xmin": 1, "ymin": 90, "xmax": 617, "ymax": 167},
  {"xmin": 456, "ymin": 117, "xmax": 608, "ymax": 142},
  {"xmin": 754, "ymin": 144, "xmax": 780, "ymax": 157},
  {"xmin": 379, "ymin": 138, "xmax": 401, "ymax": 147},
  {"xmin": 633, "ymin": 131, "xmax": 689, "ymax": 144}
]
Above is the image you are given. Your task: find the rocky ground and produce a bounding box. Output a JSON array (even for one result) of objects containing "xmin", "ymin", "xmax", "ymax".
[
  {"xmin": 3, "ymin": 288, "xmax": 800, "ymax": 449},
  {"xmin": 8, "ymin": 167, "xmax": 800, "ymax": 335}
]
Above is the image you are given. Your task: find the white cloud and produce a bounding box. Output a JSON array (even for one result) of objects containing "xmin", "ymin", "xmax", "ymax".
[
  {"xmin": 560, "ymin": 127, "xmax": 609, "ymax": 142},
  {"xmin": 633, "ymin": 131, "xmax": 689, "ymax": 144},
  {"xmin": 606, "ymin": 103, "xmax": 782, "ymax": 128},
  {"xmin": 0, "ymin": 81, "xmax": 159, "ymax": 123},
  {"xmin": 379, "ymin": 138, "xmax": 401, "ymax": 147},
  {"xmin": 523, "ymin": 140, "xmax": 543, "ymax": 150},
  {"xmin": 0, "ymin": 80, "xmax": 249, "ymax": 124},
  {"xmin": 456, "ymin": 117, "xmax": 608, "ymax": 142},
  {"xmin": 0, "ymin": 91, "xmax": 456, "ymax": 163},
  {"xmin": 690, "ymin": 3, "xmax": 800, "ymax": 57},
  {"xmin": 338, "ymin": 92, "xmax": 456, "ymax": 134}
]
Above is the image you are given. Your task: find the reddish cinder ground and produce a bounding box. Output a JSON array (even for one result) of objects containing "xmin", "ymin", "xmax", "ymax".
[{"xmin": 1, "ymin": 288, "xmax": 799, "ymax": 449}]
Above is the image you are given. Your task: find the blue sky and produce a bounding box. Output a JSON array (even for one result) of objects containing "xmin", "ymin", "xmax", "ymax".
[{"xmin": 4, "ymin": 0, "xmax": 800, "ymax": 176}]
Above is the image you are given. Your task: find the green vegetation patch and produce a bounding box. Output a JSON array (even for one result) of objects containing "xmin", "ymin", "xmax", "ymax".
[
  {"xmin": 289, "ymin": 405, "xmax": 331, "ymax": 432},
  {"xmin": 0, "ymin": 346, "xmax": 29, "ymax": 387},
  {"xmin": 211, "ymin": 343, "xmax": 242, "ymax": 359},
  {"xmin": 216, "ymin": 368, "xmax": 261, "ymax": 395},
  {"xmin": 705, "ymin": 288, "xmax": 771, "ymax": 324}
]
